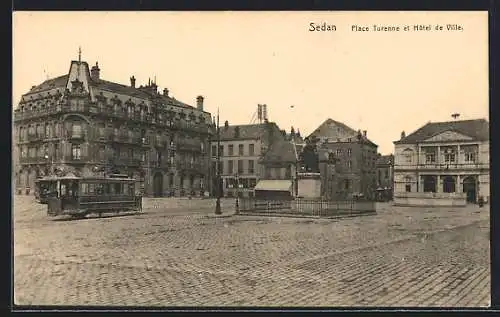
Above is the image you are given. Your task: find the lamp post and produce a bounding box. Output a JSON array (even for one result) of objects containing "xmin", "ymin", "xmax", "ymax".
[
  {"xmin": 215, "ymin": 107, "xmax": 222, "ymax": 215},
  {"xmin": 44, "ymin": 152, "xmax": 53, "ymax": 176},
  {"xmin": 235, "ymin": 173, "xmax": 240, "ymax": 214}
]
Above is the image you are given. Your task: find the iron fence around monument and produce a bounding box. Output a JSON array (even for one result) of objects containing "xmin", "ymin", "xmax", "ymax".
[{"xmin": 238, "ymin": 198, "xmax": 376, "ymax": 217}]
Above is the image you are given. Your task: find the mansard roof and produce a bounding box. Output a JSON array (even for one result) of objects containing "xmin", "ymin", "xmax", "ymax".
[
  {"xmin": 27, "ymin": 75, "xmax": 68, "ymax": 93},
  {"xmin": 21, "ymin": 60, "xmax": 199, "ymax": 111}
]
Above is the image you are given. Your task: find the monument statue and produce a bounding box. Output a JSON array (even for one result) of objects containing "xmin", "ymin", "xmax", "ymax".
[{"xmin": 300, "ymin": 137, "xmax": 320, "ymax": 173}]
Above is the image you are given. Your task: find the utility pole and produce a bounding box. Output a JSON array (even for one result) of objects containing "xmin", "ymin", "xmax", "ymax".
[{"xmin": 215, "ymin": 107, "xmax": 222, "ymax": 215}]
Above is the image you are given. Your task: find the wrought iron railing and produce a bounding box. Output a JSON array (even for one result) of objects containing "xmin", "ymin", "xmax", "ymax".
[{"xmin": 238, "ymin": 198, "xmax": 376, "ymax": 217}]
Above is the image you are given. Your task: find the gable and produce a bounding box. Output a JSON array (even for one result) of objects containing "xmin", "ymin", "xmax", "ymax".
[
  {"xmin": 309, "ymin": 119, "xmax": 357, "ymax": 141},
  {"xmin": 66, "ymin": 61, "xmax": 91, "ymax": 94},
  {"xmin": 423, "ymin": 130, "xmax": 474, "ymax": 142}
]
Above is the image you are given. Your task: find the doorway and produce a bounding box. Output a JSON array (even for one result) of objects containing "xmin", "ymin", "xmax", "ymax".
[
  {"xmin": 463, "ymin": 176, "xmax": 477, "ymax": 203},
  {"xmin": 423, "ymin": 175, "xmax": 437, "ymax": 193},
  {"xmin": 442, "ymin": 176, "xmax": 456, "ymax": 193},
  {"xmin": 153, "ymin": 172, "xmax": 163, "ymax": 197}
]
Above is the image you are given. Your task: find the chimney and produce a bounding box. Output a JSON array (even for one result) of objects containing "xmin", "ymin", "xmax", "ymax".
[
  {"xmin": 224, "ymin": 120, "xmax": 229, "ymax": 129},
  {"xmin": 130, "ymin": 76, "xmax": 136, "ymax": 88},
  {"xmin": 163, "ymin": 88, "xmax": 169, "ymax": 97},
  {"xmin": 90, "ymin": 62, "xmax": 100, "ymax": 81},
  {"xmin": 401, "ymin": 131, "xmax": 406, "ymax": 139},
  {"xmin": 363, "ymin": 130, "xmax": 367, "ymax": 137},
  {"xmin": 196, "ymin": 95, "xmax": 204, "ymax": 111}
]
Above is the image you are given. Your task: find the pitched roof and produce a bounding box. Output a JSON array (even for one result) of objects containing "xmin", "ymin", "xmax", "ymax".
[
  {"xmin": 308, "ymin": 118, "xmax": 378, "ymax": 147},
  {"xmin": 308, "ymin": 118, "xmax": 358, "ymax": 138},
  {"xmin": 219, "ymin": 122, "xmax": 282, "ymax": 141},
  {"xmin": 219, "ymin": 124, "xmax": 263, "ymax": 140},
  {"xmin": 261, "ymin": 139, "xmax": 298, "ymax": 163},
  {"xmin": 395, "ymin": 119, "xmax": 489, "ymax": 144},
  {"xmin": 376, "ymin": 154, "xmax": 394, "ymax": 166}
]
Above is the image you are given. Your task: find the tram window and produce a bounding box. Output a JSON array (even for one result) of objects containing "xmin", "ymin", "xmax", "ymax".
[
  {"xmin": 113, "ymin": 183, "xmax": 122, "ymax": 195},
  {"xmin": 95, "ymin": 184, "xmax": 104, "ymax": 195},
  {"xmin": 80, "ymin": 183, "xmax": 88, "ymax": 195},
  {"xmin": 88, "ymin": 183, "xmax": 95, "ymax": 194},
  {"xmin": 105, "ymin": 184, "xmax": 111, "ymax": 195},
  {"xmin": 60, "ymin": 184, "xmax": 67, "ymax": 195}
]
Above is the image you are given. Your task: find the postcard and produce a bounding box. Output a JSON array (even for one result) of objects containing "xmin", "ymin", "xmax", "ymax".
[{"xmin": 12, "ymin": 11, "xmax": 490, "ymax": 308}]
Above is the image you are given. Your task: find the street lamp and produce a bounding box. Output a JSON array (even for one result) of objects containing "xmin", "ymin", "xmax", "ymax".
[
  {"xmin": 215, "ymin": 107, "xmax": 222, "ymax": 215},
  {"xmin": 235, "ymin": 173, "xmax": 240, "ymax": 213}
]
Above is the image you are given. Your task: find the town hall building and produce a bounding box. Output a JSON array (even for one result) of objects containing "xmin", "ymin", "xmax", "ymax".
[{"xmin": 393, "ymin": 118, "xmax": 489, "ymax": 205}]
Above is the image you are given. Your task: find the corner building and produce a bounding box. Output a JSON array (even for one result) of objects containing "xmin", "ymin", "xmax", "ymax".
[
  {"xmin": 308, "ymin": 119, "xmax": 378, "ymax": 200},
  {"xmin": 13, "ymin": 59, "xmax": 213, "ymax": 197}
]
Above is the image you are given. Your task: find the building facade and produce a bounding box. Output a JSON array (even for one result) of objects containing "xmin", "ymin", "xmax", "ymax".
[
  {"xmin": 210, "ymin": 120, "xmax": 283, "ymax": 197},
  {"xmin": 393, "ymin": 119, "xmax": 490, "ymax": 203},
  {"xmin": 13, "ymin": 59, "xmax": 213, "ymax": 197},
  {"xmin": 375, "ymin": 154, "xmax": 394, "ymax": 201},
  {"xmin": 308, "ymin": 119, "xmax": 378, "ymax": 200}
]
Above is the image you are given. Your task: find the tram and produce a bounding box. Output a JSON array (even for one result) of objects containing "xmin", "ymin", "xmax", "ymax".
[
  {"xmin": 34, "ymin": 177, "xmax": 59, "ymax": 204},
  {"xmin": 45, "ymin": 174, "xmax": 142, "ymax": 219}
]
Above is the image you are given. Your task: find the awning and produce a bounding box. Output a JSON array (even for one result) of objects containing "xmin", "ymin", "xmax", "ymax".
[{"xmin": 254, "ymin": 179, "xmax": 292, "ymax": 191}]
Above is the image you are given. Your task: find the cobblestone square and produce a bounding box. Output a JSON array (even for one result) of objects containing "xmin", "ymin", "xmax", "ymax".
[{"xmin": 13, "ymin": 196, "xmax": 490, "ymax": 307}]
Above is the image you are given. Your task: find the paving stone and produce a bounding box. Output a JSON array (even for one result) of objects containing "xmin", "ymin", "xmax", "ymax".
[{"xmin": 13, "ymin": 196, "xmax": 490, "ymax": 307}]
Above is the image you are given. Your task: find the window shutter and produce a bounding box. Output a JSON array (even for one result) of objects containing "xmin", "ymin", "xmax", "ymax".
[
  {"xmin": 63, "ymin": 142, "xmax": 71, "ymax": 158},
  {"xmin": 81, "ymin": 143, "xmax": 89, "ymax": 158}
]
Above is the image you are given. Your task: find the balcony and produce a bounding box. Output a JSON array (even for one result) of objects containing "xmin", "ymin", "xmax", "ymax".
[
  {"xmin": 395, "ymin": 162, "xmax": 489, "ymax": 171},
  {"xmin": 177, "ymin": 141, "xmax": 202, "ymax": 152},
  {"xmin": 115, "ymin": 158, "xmax": 142, "ymax": 167},
  {"xmin": 177, "ymin": 161, "xmax": 208, "ymax": 172},
  {"xmin": 62, "ymin": 155, "xmax": 89, "ymax": 164},
  {"xmin": 14, "ymin": 105, "xmax": 61, "ymax": 121},
  {"xmin": 26, "ymin": 134, "xmax": 43, "ymax": 142},
  {"xmin": 174, "ymin": 121, "xmax": 210, "ymax": 134},
  {"xmin": 20, "ymin": 157, "xmax": 55, "ymax": 164},
  {"xmin": 68, "ymin": 131, "xmax": 85, "ymax": 141},
  {"xmin": 114, "ymin": 110, "xmax": 128, "ymax": 119}
]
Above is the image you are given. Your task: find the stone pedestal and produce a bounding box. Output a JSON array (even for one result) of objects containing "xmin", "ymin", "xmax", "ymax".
[{"xmin": 297, "ymin": 172, "xmax": 322, "ymax": 199}]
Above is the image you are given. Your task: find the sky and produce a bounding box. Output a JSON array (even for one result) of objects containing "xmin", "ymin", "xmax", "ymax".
[{"xmin": 12, "ymin": 11, "xmax": 488, "ymax": 154}]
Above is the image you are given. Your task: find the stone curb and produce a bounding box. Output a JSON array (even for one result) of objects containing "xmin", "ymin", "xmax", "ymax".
[{"xmin": 236, "ymin": 211, "xmax": 377, "ymax": 220}]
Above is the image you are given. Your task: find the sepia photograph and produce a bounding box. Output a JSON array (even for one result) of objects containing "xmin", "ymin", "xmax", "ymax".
[{"xmin": 12, "ymin": 11, "xmax": 490, "ymax": 308}]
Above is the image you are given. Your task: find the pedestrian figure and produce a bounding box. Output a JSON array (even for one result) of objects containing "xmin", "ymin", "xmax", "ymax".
[{"xmin": 478, "ymin": 196, "xmax": 484, "ymax": 207}]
